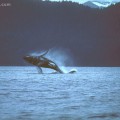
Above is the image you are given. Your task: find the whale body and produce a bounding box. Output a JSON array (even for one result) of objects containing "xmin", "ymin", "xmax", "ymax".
[{"xmin": 23, "ymin": 50, "xmax": 63, "ymax": 73}]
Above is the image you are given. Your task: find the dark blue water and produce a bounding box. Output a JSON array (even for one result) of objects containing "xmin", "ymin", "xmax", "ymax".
[{"xmin": 0, "ymin": 67, "xmax": 120, "ymax": 120}]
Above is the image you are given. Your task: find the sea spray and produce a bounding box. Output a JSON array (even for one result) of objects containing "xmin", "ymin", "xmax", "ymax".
[{"xmin": 29, "ymin": 50, "xmax": 47, "ymax": 56}]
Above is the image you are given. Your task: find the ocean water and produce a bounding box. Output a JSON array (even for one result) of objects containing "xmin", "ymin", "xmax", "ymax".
[{"xmin": 0, "ymin": 66, "xmax": 120, "ymax": 120}]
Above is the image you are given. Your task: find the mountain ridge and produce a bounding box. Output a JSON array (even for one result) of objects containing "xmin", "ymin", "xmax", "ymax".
[{"xmin": 83, "ymin": 1, "xmax": 118, "ymax": 8}]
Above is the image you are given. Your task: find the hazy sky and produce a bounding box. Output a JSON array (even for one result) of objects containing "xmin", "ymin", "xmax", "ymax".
[{"xmin": 47, "ymin": 0, "xmax": 120, "ymax": 3}]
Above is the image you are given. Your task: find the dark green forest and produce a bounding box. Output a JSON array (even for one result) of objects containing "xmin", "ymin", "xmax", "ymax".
[{"xmin": 0, "ymin": 0, "xmax": 120, "ymax": 66}]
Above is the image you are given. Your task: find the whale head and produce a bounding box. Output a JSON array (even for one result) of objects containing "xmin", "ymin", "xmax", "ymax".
[
  {"xmin": 23, "ymin": 55, "xmax": 40, "ymax": 65},
  {"xmin": 24, "ymin": 55, "xmax": 32, "ymax": 62}
]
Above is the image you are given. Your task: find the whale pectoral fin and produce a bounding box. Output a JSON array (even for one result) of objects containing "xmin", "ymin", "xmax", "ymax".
[
  {"xmin": 42, "ymin": 49, "xmax": 49, "ymax": 56},
  {"xmin": 37, "ymin": 67, "xmax": 43, "ymax": 74},
  {"xmin": 38, "ymin": 50, "xmax": 49, "ymax": 58}
]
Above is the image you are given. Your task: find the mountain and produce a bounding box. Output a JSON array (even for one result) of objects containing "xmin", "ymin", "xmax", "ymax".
[
  {"xmin": 83, "ymin": 1, "xmax": 116, "ymax": 8},
  {"xmin": 83, "ymin": 1, "xmax": 99, "ymax": 8},
  {"xmin": 0, "ymin": 0, "xmax": 120, "ymax": 66}
]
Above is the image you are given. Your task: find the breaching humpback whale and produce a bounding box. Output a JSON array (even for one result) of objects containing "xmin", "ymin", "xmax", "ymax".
[{"xmin": 23, "ymin": 50, "xmax": 63, "ymax": 73}]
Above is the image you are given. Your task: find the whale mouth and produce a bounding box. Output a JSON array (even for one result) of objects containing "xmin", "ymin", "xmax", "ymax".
[
  {"xmin": 23, "ymin": 56, "xmax": 26, "ymax": 60},
  {"xmin": 23, "ymin": 56, "xmax": 27, "ymax": 60},
  {"xmin": 23, "ymin": 56, "xmax": 31, "ymax": 61}
]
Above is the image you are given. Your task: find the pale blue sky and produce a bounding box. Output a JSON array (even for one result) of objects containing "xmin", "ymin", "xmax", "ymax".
[{"xmin": 47, "ymin": 0, "xmax": 120, "ymax": 3}]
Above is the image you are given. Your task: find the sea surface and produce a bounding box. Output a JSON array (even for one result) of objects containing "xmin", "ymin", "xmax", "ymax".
[{"xmin": 0, "ymin": 66, "xmax": 120, "ymax": 120}]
